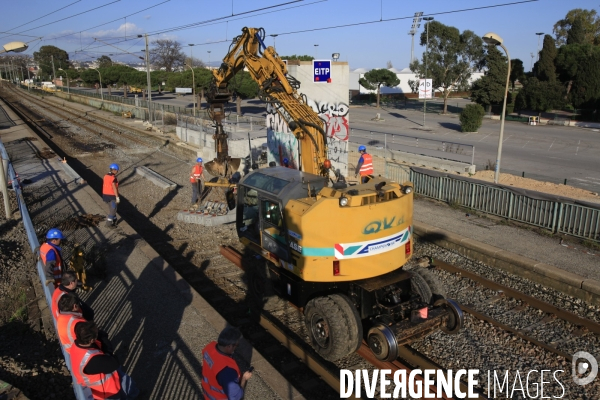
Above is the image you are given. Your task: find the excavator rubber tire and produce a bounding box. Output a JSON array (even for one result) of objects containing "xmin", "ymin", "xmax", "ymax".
[
  {"xmin": 413, "ymin": 268, "xmax": 446, "ymax": 303},
  {"xmin": 304, "ymin": 294, "xmax": 362, "ymax": 362}
]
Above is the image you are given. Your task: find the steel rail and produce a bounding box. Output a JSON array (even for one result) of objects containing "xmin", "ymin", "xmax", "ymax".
[{"xmin": 432, "ymin": 258, "xmax": 600, "ymax": 336}]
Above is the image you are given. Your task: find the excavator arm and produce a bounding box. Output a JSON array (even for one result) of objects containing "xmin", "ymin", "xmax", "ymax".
[{"xmin": 207, "ymin": 27, "xmax": 330, "ymax": 177}]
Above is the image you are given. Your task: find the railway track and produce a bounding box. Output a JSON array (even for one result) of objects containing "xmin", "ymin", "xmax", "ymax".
[
  {"xmin": 3, "ymin": 85, "xmax": 164, "ymax": 152},
  {"xmin": 430, "ymin": 258, "xmax": 600, "ymax": 362},
  {"xmin": 4, "ymin": 84, "xmax": 598, "ymax": 398}
]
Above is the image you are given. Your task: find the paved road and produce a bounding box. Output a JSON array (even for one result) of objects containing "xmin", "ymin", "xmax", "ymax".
[{"xmin": 75, "ymin": 88, "xmax": 600, "ymax": 194}]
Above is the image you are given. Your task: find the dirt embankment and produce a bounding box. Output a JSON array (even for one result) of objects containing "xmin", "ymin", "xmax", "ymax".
[{"xmin": 467, "ymin": 170, "xmax": 600, "ymax": 204}]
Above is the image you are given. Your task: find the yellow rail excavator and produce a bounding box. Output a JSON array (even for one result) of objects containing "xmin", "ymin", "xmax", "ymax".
[{"xmin": 207, "ymin": 27, "xmax": 463, "ymax": 362}]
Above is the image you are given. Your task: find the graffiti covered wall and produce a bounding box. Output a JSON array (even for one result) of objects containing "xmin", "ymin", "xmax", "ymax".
[{"xmin": 266, "ymin": 61, "xmax": 350, "ymax": 176}]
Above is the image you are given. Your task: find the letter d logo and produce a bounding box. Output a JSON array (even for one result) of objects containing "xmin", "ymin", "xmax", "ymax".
[{"xmin": 572, "ymin": 351, "xmax": 598, "ymax": 386}]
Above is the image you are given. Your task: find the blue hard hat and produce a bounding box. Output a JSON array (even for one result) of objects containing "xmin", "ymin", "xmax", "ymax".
[
  {"xmin": 358, "ymin": 145, "xmax": 366, "ymax": 152},
  {"xmin": 109, "ymin": 163, "xmax": 120, "ymax": 171},
  {"xmin": 196, "ymin": 157, "xmax": 203, "ymax": 163},
  {"xmin": 46, "ymin": 228, "xmax": 64, "ymax": 240},
  {"xmin": 283, "ymin": 158, "xmax": 289, "ymax": 164}
]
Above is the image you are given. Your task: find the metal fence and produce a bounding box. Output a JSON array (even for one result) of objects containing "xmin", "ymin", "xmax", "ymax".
[
  {"xmin": 385, "ymin": 162, "xmax": 600, "ymax": 243},
  {"xmin": 352, "ymin": 127, "xmax": 475, "ymax": 165},
  {"xmin": 0, "ymin": 139, "xmax": 90, "ymax": 399}
]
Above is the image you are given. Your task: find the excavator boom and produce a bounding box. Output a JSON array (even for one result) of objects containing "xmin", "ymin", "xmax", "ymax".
[{"xmin": 207, "ymin": 27, "xmax": 330, "ymax": 177}]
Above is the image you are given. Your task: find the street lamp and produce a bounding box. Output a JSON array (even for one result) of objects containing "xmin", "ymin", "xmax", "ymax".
[
  {"xmin": 207, "ymin": 50, "xmax": 211, "ymax": 69},
  {"xmin": 185, "ymin": 64, "xmax": 196, "ymax": 116},
  {"xmin": 422, "ymin": 16, "xmax": 434, "ymax": 128},
  {"xmin": 314, "ymin": 44, "xmax": 319, "ymax": 59},
  {"xmin": 535, "ymin": 32, "xmax": 544, "ymax": 61},
  {"xmin": 332, "ymin": 53, "xmax": 340, "ymax": 62},
  {"xmin": 270, "ymin": 34, "xmax": 278, "ymax": 50},
  {"xmin": 91, "ymin": 67, "xmax": 103, "ymax": 102},
  {"xmin": 482, "ymin": 32, "xmax": 511, "ymax": 184},
  {"xmin": 0, "ymin": 41, "xmax": 28, "ymax": 54},
  {"xmin": 58, "ymin": 68, "xmax": 69, "ymax": 94}
]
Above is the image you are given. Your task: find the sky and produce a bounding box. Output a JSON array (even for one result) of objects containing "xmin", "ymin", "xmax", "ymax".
[{"xmin": 1, "ymin": 0, "xmax": 598, "ymax": 71}]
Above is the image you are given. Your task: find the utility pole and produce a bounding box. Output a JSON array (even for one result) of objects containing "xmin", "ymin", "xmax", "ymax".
[
  {"xmin": 422, "ymin": 16, "xmax": 434, "ymax": 128},
  {"xmin": 144, "ymin": 34, "xmax": 152, "ymax": 120},
  {"xmin": 51, "ymin": 55, "xmax": 56, "ymax": 83}
]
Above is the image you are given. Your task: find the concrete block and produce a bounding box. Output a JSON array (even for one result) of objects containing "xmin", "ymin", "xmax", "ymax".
[
  {"xmin": 533, "ymin": 263, "xmax": 585, "ymax": 288},
  {"xmin": 582, "ymin": 279, "xmax": 600, "ymax": 296},
  {"xmin": 135, "ymin": 166, "xmax": 177, "ymax": 190},
  {"xmin": 177, "ymin": 210, "xmax": 236, "ymax": 226}
]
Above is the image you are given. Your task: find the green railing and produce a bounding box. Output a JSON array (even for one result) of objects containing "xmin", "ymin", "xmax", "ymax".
[{"xmin": 385, "ymin": 162, "xmax": 600, "ymax": 242}]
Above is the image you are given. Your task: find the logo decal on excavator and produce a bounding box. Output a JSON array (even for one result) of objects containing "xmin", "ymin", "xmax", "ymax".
[
  {"xmin": 363, "ymin": 215, "xmax": 405, "ymax": 235},
  {"xmin": 333, "ymin": 227, "xmax": 410, "ymax": 259}
]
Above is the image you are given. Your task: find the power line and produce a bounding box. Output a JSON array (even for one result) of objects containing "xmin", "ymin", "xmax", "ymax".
[
  {"xmin": 70, "ymin": 0, "xmax": 324, "ymax": 54},
  {"xmin": 275, "ymin": 0, "xmax": 538, "ymax": 36},
  {"xmin": 2, "ymin": 1, "xmax": 82, "ymax": 34},
  {"xmin": 46, "ymin": 0, "xmax": 171, "ymax": 42},
  {"xmin": 0, "ymin": 0, "xmax": 121, "ymax": 40}
]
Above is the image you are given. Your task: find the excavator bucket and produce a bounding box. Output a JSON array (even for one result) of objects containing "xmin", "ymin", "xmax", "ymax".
[{"xmin": 204, "ymin": 158, "xmax": 241, "ymax": 178}]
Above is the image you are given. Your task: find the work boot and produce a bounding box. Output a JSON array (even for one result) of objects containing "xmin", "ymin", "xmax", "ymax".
[{"xmin": 106, "ymin": 220, "xmax": 116, "ymax": 229}]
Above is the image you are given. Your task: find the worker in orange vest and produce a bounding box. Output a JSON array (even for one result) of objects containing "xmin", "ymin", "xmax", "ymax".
[
  {"xmin": 40, "ymin": 228, "xmax": 65, "ymax": 287},
  {"xmin": 201, "ymin": 326, "xmax": 253, "ymax": 400},
  {"xmin": 190, "ymin": 157, "xmax": 207, "ymax": 210},
  {"xmin": 71, "ymin": 321, "xmax": 138, "ymax": 399},
  {"xmin": 102, "ymin": 163, "xmax": 120, "ymax": 228},
  {"xmin": 51, "ymin": 271, "xmax": 94, "ymax": 321},
  {"xmin": 354, "ymin": 145, "xmax": 373, "ymax": 183},
  {"xmin": 57, "ymin": 294, "xmax": 113, "ymax": 356}
]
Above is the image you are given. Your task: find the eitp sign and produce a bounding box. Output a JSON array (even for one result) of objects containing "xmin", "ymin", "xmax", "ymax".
[{"xmin": 313, "ymin": 60, "xmax": 331, "ymax": 83}]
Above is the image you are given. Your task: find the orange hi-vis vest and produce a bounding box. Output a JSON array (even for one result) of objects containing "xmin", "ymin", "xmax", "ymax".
[
  {"xmin": 359, "ymin": 153, "xmax": 374, "ymax": 176},
  {"xmin": 102, "ymin": 173, "xmax": 118, "ymax": 196},
  {"xmin": 70, "ymin": 343, "xmax": 121, "ymax": 399},
  {"xmin": 190, "ymin": 164, "xmax": 203, "ymax": 183},
  {"xmin": 40, "ymin": 243, "xmax": 62, "ymax": 284},
  {"xmin": 51, "ymin": 287, "xmax": 66, "ymax": 320},
  {"xmin": 201, "ymin": 342, "xmax": 241, "ymax": 400},
  {"xmin": 57, "ymin": 311, "xmax": 85, "ymax": 354}
]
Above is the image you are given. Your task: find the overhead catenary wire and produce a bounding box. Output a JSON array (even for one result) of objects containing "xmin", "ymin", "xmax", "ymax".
[
  {"xmin": 46, "ymin": 0, "xmax": 171, "ymax": 42},
  {"xmin": 0, "ymin": 0, "xmax": 121, "ymax": 41},
  {"xmin": 1, "ymin": 0, "xmax": 82, "ymax": 35}
]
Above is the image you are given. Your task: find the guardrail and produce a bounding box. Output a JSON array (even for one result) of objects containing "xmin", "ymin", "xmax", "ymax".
[
  {"xmin": 385, "ymin": 162, "xmax": 600, "ymax": 243},
  {"xmin": 0, "ymin": 139, "xmax": 90, "ymax": 399}
]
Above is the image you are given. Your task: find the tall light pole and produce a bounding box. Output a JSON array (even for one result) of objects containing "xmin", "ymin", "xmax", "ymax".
[
  {"xmin": 91, "ymin": 67, "xmax": 103, "ymax": 102},
  {"xmin": 314, "ymin": 44, "xmax": 319, "ymax": 59},
  {"xmin": 422, "ymin": 16, "xmax": 434, "ymax": 128},
  {"xmin": 138, "ymin": 34, "xmax": 152, "ymax": 119},
  {"xmin": 185, "ymin": 64, "xmax": 196, "ymax": 116},
  {"xmin": 535, "ymin": 32, "xmax": 544, "ymax": 61},
  {"xmin": 58, "ymin": 68, "xmax": 69, "ymax": 94},
  {"xmin": 530, "ymin": 52, "xmax": 534, "ymax": 71},
  {"xmin": 188, "ymin": 44, "xmax": 194, "ymax": 68},
  {"xmin": 483, "ymin": 32, "xmax": 511, "ymax": 184},
  {"xmin": 270, "ymin": 34, "xmax": 278, "ymax": 50},
  {"xmin": 207, "ymin": 50, "xmax": 211, "ymax": 69},
  {"xmin": 408, "ymin": 12, "xmax": 423, "ymax": 63}
]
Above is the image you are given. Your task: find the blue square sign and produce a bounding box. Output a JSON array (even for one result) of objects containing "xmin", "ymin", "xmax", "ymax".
[{"xmin": 313, "ymin": 60, "xmax": 331, "ymax": 83}]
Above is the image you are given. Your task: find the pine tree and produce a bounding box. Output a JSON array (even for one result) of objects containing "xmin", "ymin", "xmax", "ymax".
[
  {"xmin": 470, "ymin": 45, "xmax": 508, "ymax": 110},
  {"xmin": 537, "ymin": 35, "xmax": 557, "ymax": 82},
  {"xmin": 567, "ymin": 17, "xmax": 586, "ymax": 44}
]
